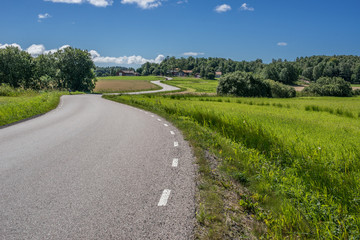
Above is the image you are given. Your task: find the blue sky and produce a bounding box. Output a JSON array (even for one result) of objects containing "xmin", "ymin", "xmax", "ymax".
[{"xmin": 1, "ymin": 0, "xmax": 360, "ymax": 67}]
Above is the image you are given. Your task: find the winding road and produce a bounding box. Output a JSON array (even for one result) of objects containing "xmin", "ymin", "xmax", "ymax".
[{"xmin": 0, "ymin": 91, "xmax": 195, "ymax": 239}]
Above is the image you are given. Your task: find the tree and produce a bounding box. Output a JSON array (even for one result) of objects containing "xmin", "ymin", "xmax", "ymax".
[
  {"xmin": 55, "ymin": 47, "xmax": 96, "ymax": 92},
  {"xmin": 32, "ymin": 53, "xmax": 57, "ymax": 89},
  {"xmin": 351, "ymin": 64, "xmax": 360, "ymax": 83},
  {"xmin": 217, "ymin": 71, "xmax": 271, "ymax": 97},
  {"xmin": 0, "ymin": 46, "xmax": 33, "ymax": 88},
  {"xmin": 304, "ymin": 77, "xmax": 352, "ymax": 97}
]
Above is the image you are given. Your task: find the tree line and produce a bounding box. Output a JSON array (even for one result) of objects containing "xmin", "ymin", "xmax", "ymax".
[
  {"xmin": 137, "ymin": 55, "xmax": 360, "ymax": 84},
  {"xmin": 96, "ymin": 66, "xmax": 135, "ymax": 77},
  {"xmin": 0, "ymin": 46, "xmax": 96, "ymax": 92}
]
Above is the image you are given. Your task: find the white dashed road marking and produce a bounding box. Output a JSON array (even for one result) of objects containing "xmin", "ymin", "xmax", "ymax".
[
  {"xmin": 172, "ymin": 158, "xmax": 179, "ymax": 167},
  {"xmin": 151, "ymin": 115, "xmax": 154, "ymax": 117},
  {"xmin": 174, "ymin": 142, "xmax": 178, "ymax": 147},
  {"xmin": 157, "ymin": 119, "xmax": 162, "ymax": 122},
  {"xmin": 164, "ymin": 124, "xmax": 168, "ymax": 127},
  {"xmin": 170, "ymin": 131, "xmax": 175, "ymax": 135},
  {"xmin": 158, "ymin": 189, "xmax": 171, "ymax": 206}
]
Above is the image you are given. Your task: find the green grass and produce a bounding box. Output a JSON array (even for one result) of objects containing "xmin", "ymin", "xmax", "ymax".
[
  {"xmin": 104, "ymin": 94, "xmax": 360, "ymax": 239},
  {"xmin": 352, "ymin": 84, "xmax": 360, "ymax": 87},
  {"xmin": 164, "ymin": 77, "xmax": 219, "ymax": 93},
  {"xmin": 0, "ymin": 91, "xmax": 68, "ymax": 126},
  {"xmin": 96, "ymin": 76, "xmax": 164, "ymax": 81}
]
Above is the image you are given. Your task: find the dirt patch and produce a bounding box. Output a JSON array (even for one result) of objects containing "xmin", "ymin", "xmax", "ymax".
[
  {"xmin": 293, "ymin": 86, "xmax": 305, "ymax": 92},
  {"xmin": 95, "ymin": 80, "xmax": 159, "ymax": 92}
]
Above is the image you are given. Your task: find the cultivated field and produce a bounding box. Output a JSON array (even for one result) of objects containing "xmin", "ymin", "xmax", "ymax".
[
  {"xmin": 94, "ymin": 76, "xmax": 163, "ymax": 93},
  {"xmin": 104, "ymin": 94, "xmax": 360, "ymax": 239}
]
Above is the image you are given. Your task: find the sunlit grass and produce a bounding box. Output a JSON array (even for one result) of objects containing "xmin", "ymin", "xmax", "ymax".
[
  {"xmin": 0, "ymin": 91, "xmax": 66, "ymax": 126},
  {"xmin": 165, "ymin": 77, "xmax": 218, "ymax": 93}
]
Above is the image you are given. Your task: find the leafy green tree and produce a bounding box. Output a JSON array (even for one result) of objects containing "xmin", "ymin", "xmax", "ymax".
[
  {"xmin": 217, "ymin": 71, "xmax": 271, "ymax": 97},
  {"xmin": 55, "ymin": 47, "xmax": 96, "ymax": 92},
  {"xmin": 351, "ymin": 64, "xmax": 360, "ymax": 83},
  {"xmin": 312, "ymin": 63, "xmax": 324, "ymax": 80},
  {"xmin": 32, "ymin": 53, "xmax": 57, "ymax": 89},
  {"xmin": 0, "ymin": 46, "xmax": 33, "ymax": 88},
  {"xmin": 304, "ymin": 77, "xmax": 352, "ymax": 96},
  {"xmin": 302, "ymin": 67, "xmax": 313, "ymax": 80}
]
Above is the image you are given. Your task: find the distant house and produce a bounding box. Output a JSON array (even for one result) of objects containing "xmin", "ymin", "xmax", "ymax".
[
  {"xmin": 116, "ymin": 70, "xmax": 139, "ymax": 76},
  {"xmin": 194, "ymin": 73, "xmax": 201, "ymax": 78},
  {"xmin": 215, "ymin": 72, "xmax": 222, "ymax": 78},
  {"xmin": 182, "ymin": 70, "xmax": 193, "ymax": 77},
  {"xmin": 169, "ymin": 69, "xmax": 193, "ymax": 77}
]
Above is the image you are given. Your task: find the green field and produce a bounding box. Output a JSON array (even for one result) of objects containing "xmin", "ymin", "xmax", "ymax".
[
  {"xmin": 164, "ymin": 77, "xmax": 219, "ymax": 93},
  {"xmin": 0, "ymin": 92, "xmax": 66, "ymax": 126},
  {"xmin": 104, "ymin": 94, "xmax": 360, "ymax": 239}
]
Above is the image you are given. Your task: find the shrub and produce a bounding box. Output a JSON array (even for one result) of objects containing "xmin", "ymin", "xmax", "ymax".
[
  {"xmin": 264, "ymin": 79, "xmax": 296, "ymax": 98},
  {"xmin": 353, "ymin": 89, "xmax": 360, "ymax": 96},
  {"xmin": 0, "ymin": 84, "xmax": 19, "ymax": 96},
  {"xmin": 303, "ymin": 77, "xmax": 352, "ymax": 97},
  {"xmin": 217, "ymin": 71, "xmax": 271, "ymax": 97}
]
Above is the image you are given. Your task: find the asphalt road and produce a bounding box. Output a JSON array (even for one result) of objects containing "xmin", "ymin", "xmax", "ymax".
[{"xmin": 0, "ymin": 94, "xmax": 195, "ymax": 239}]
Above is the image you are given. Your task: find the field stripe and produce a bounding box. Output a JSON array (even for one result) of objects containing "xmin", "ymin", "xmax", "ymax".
[{"xmin": 158, "ymin": 189, "xmax": 171, "ymax": 206}]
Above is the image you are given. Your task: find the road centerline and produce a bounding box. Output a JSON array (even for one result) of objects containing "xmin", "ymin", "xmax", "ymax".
[
  {"xmin": 158, "ymin": 189, "xmax": 171, "ymax": 206},
  {"xmin": 172, "ymin": 158, "xmax": 179, "ymax": 167}
]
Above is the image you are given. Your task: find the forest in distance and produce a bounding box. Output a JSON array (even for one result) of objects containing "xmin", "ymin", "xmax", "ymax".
[{"xmin": 97, "ymin": 55, "xmax": 360, "ymax": 85}]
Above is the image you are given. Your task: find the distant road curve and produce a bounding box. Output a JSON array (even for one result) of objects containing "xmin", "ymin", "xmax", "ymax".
[{"xmin": 105, "ymin": 79, "xmax": 179, "ymax": 96}]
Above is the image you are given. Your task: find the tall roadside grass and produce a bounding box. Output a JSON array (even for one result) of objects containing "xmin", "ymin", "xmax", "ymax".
[
  {"xmin": 0, "ymin": 84, "xmax": 67, "ymax": 126},
  {"xmin": 104, "ymin": 94, "xmax": 360, "ymax": 239}
]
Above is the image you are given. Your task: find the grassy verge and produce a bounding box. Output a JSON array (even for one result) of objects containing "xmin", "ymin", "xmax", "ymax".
[
  {"xmin": 104, "ymin": 94, "xmax": 360, "ymax": 239},
  {"xmin": 0, "ymin": 91, "xmax": 70, "ymax": 126}
]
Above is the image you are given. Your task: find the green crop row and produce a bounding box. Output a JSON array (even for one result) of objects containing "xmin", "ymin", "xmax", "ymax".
[{"xmin": 104, "ymin": 94, "xmax": 360, "ymax": 239}]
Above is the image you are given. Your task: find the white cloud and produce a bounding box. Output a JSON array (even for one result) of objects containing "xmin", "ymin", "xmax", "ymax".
[
  {"xmin": 26, "ymin": 44, "xmax": 46, "ymax": 56},
  {"xmin": 38, "ymin": 13, "xmax": 51, "ymax": 19},
  {"xmin": 277, "ymin": 42, "xmax": 288, "ymax": 46},
  {"xmin": 240, "ymin": 3, "xmax": 254, "ymax": 11},
  {"xmin": 91, "ymin": 50, "xmax": 165, "ymax": 65},
  {"xmin": 88, "ymin": 0, "xmax": 113, "ymax": 7},
  {"xmin": 44, "ymin": 0, "xmax": 113, "ymax": 7},
  {"xmin": 183, "ymin": 52, "xmax": 204, "ymax": 56},
  {"xmin": 215, "ymin": 4, "xmax": 231, "ymax": 13},
  {"xmin": 177, "ymin": 0, "xmax": 188, "ymax": 4},
  {"xmin": 0, "ymin": 43, "xmax": 22, "ymax": 50},
  {"xmin": 121, "ymin": 0, "xmax": 162, "ymax": 9},
  {"xmin": 89, "ymin": 50, "xmax": 101, "ymax": 58}
]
